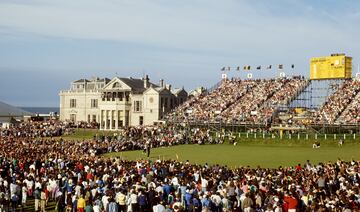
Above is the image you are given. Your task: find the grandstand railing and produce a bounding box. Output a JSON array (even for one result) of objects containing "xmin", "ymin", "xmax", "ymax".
[
  {"xmin": 231, "ymin": 131, "xmax": 360, "ymax": 141},
  {"xmin": 166, "ymin": 118, "xmax": 360, "ymax": 134}
]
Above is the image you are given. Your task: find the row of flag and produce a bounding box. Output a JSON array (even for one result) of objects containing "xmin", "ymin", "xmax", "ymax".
[{"xmin": 221, "ymin": 64, "xmax": 295, "ymax": 71}]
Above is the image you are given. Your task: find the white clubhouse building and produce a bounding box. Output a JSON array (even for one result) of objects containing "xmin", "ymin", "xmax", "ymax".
[{"xmin": 59, "ymin": 75, "xmax": 187, "ymax": 130}]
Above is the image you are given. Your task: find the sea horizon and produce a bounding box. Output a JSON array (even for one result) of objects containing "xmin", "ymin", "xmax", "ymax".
[{"xmin": 20, "ymin": 107, "xmax": 59, "ymax": 114}]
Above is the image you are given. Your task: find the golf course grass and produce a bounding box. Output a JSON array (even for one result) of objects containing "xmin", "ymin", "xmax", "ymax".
[
  {"xmin": 103, "ymin": 140, "xmax": 360, "ymax": 168},
  {"xmin": 62, "ymin": 129, "xmax": 360, "ymax": 168}
]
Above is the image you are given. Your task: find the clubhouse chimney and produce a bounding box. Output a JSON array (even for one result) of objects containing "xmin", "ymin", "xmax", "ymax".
[
  {"xmin": 143, "ymin": 75, "xmax": 149, "ymax": 88},
  {"xmin": 160, "ymin": 79, "xmax": 164, "ymax": 88}
]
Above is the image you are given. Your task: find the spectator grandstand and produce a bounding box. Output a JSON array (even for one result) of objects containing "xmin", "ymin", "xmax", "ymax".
[
  {"xmin": 337, "ymin": 90, "xmax": 360, "ymax": 124},
  {"xmin": 312, "ymin": 79, "xmax": 360, "ymax": 124},
  {"xmin": 166, "ymin": 77, "xmax": 309, "ymax": 125}
]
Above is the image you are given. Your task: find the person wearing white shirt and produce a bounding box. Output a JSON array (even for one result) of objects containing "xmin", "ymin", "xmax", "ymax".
[
  {"xmin": 153, "ymin": 202, "xmax": 166, "ymax": 212},
  {"xmin": 201, "ymin": 177, "xmax": 208, "ymax": 192},
  {"xmin": 194, "ymin": 171, "xmax": 200, "ymax": 182},
  {"xmin": 93, "ymin": 203, "xmax": 100, "ymax": 212},
  {"xmin": 129, "ymin": 190, "xmax": 138, "ymax": 212},
  {"xmin": 102, "ymin": 194, "xmax": 109, "ymax": 211},
  {"xmin": 171, "ymin": 176, "xmax": 179, "ymax": 188},
  {"xmin": 22, "ymin": 185, "xmax": 27, "ymax": 206}
]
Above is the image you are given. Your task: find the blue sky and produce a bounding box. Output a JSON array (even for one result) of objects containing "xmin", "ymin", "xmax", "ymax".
[{"xmin": 0, "ymin": 0, "xmax": 359, "ymax": 107}]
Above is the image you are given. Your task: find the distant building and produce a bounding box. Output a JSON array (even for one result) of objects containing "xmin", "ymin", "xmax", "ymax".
[
  {"xmin": 59, "ymin": 75, "xmax": 187, "ymax": 130},
  {"xmin": 189, "ymin": 86, "xmax": 207, "ymax": 97}
]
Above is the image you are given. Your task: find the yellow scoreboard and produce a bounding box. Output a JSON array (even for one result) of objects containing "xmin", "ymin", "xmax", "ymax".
[{"xmin": 310, "ymin": 54, "xmax": 352, "ymax": 80}]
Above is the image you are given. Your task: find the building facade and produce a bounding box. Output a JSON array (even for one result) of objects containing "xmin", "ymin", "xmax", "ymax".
[{"xmin": 59, "ymin": 75, "xmax": 187, "ymax": 130}]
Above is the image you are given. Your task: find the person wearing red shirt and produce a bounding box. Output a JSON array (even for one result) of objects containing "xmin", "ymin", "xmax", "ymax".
[{"xmin": 284, "ymin": 192, "xmax": 298, "ymax": 212}]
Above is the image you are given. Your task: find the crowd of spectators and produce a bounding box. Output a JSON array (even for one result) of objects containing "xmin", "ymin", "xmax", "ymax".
[
  {"xmin": 313, "ymin": 80, "xmax": 360, "ymax": 124},
  {"xmin": 96, "ymin": 126, "xmax": 215, "ymax": 153},
  {"xmin": 167, "ymin": 77, "xmax": 360, "ymax": 126},
  {"xmin": 70, "ymin": 121, "xmax": 100, "ymax": 129},
  {"xmin": 166, "ymin": 77, "xmax": 307, "ymax": 125},
  {"xmin": 0, "ymin": 124, "xmax": 214, "ymax": 162},
  {"xmin": 253, "ymin": 78, "xmax": 308, "ymax": 124},
  {"xmin": 0, "ymin": 121, "xmax": 72, "ymax": 138},
  {"xmin": 221, "ymin": 79, "xmax": 284, "ymax": 124},
  {"xmin": 169, "ymin": 79, "xmax": 254, "ymax": 122},
  {"xmin": 1, "ymin": 131, "xmax": 360, "ymax": 211},
  {"xmin": 337, "ymin": 91, "xmax": 360, "ymax": 124}
]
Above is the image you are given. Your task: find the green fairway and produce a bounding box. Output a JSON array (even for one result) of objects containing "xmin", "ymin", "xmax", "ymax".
[
  {"xmin": 62, "ymin": 129, "xmax": 360, "ymax": 168},
  {"xmin": 103, "ymin": 141, "xmax": 360, "ymax": 168}
]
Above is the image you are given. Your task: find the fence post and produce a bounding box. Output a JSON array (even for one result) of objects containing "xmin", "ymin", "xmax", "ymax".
[
  {"xmin": 298, "ymin": 134, "xmax": 300, "ymax": 140},
  {"xmin": 315, "ymin": 134, "xmax": 317, "ymax": 140},
  {"xmin": 325, "ymin": 134, "xmax": 327, "ymax": 140},
  {"xmin": 238, "ymin": 132, "xmax": 241, "ymax": 138},
  {"xmin": 354, "ymin": 133, "xmax": 356, "ymax": 140},
  {"xmin": 344, "ymin": 134, "xmax": 346, "ymax": 140},
  {"xmin": 246, "ymin": 133, "xmax": 249, "ymax": 138},
  {"xmin": 289, "ymin": 134, "xmax": 291, "ymax": 139},
  {"xmin": 306, "ymin": 134, "xmax": 309, "ymax": 140},
  {"xmin": 254, "ymin": 133, "xmax": 257, "ymax": 139},
  {"xmin": 334, "ymin": 134, "xmax": 336, "ymax": 140},
  {"xmin": 263, "ymin": 133, "xmax": 265, "ymax": 139}
]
